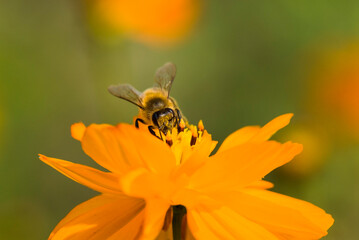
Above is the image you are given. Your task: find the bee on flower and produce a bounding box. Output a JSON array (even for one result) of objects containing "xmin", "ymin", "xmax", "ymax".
[
  {"xmin": 108, "ymin": 62, "xmax": 187, "ymax": 137},
  {"xmin": 39, "ymin": 64, "xmax": 333, "ymax": 240}
]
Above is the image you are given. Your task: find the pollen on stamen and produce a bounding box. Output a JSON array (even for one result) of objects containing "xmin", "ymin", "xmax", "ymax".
[
  {"xmin": 198, "ymin": 120, "xmax": 204, "ymax": 132},
  {"xmin": 190, "ymin": 126, "xmax": 198, "ymax": 146},
  {"xmin": 166, "ymin": 131, "xmax": 173, "ymax": 146},
  {"xmin": 179, "ymin": 119, "xmax": 186, "ymax": 132}
]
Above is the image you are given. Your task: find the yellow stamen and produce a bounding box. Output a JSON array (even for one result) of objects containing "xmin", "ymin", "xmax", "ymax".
[
  {"xmin": 190, "ymin": 126, "xmax": 197, "ymax": 146},
  {"xmin": 166, "ymin": 130, "xmax": 173, "ymax": 146},
  {"xmin": 198, "ymin": 120, "xmax": 204, "ymax": 132},
  {"xmin": 191, "ymin": 126, "xmax": 198, "ymax": 137},
  {"xmin": 179, "ymin": 119, "xmax": 185, "ymax": 132}
]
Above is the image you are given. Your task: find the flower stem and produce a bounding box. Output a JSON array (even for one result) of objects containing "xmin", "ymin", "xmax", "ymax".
[{"xmin": 172, "ymin": 205, "xmax": 186, "ymax": 240}]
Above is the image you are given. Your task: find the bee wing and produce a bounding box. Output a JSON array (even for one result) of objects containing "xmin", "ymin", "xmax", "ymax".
[
  {"xmin": 108, "ymin": 84, "xmax": 144, "ymax": 109},
  {"xmin": 154, "ymin": 62, "xmax": 177, "ymax": 97}
]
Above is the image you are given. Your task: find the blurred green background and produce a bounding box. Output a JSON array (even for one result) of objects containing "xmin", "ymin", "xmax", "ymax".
[{"xmin": 1, "ymin": 0, "xmax": 359, "ymax": 239}]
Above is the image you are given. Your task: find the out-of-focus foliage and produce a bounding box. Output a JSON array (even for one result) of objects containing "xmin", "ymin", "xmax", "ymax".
[
  {"xmin": 0, "ymin": 89, "xmax": 4, "ymax": 147},
  {"xmin": 1, "ymin": 0, "xmax": 359, "ymax": 239}
]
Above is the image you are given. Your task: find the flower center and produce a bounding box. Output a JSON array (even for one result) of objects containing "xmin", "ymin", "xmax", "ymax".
[{"xmin": 163, "ymin": 120, "xmax": 206, "ymax": 165}]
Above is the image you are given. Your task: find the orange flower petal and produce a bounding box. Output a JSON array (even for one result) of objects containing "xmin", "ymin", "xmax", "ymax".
[
  {"xmin": 187, "ymin": 204, "xmax": 278, "ymax": 240},
  {"xmin": 210, "ymin": 188, "xmax": 334, "ymax": 239},
  {"xmin": 81, "ymin": 124, "xmax": 175, "ymax": 175},
  {"xmin": 50, "ymin": 194, "xmax": 124, "ymax": 237},
  {"xmin": 246, "ymin": 180, "xmax": 274, "ymax": 190},
  {"xmin": 121, "ymin": 168, "xmax": 175, "ymax": 199},
  {"xmin": 249, "ymin": 113, "xmax": 293, "ymax": 142},
  {"xmin": 140, "ymin": 198, "xmax": 171, "ymax": 240},
  {"xmin": 217, "ymin": 126, "xmax": 261, "ymax": 153},
  {"xmin": 39, "ymin": 154, "xmax": 122, "ymax": 194},
  {"xmin": 49, "ymin": 195, "xmax": 145, "ymax": 240},
  {"xmin": 81, "ymin": 124, "xmax": 137, "ymax": 174},
  {"xmin": 174, "ymin": 132, "xmax": 215, "ymax": 178},
  {"xmin": 189, "ymin": 141, "xmax": 302, "ymax": 192},
  {"xmin": 217, "ymin": 114, "xmax": 293, "ymax": 153},
  {"xmin": 118, "ymin": 124, "xmax": 176, "ymax": 175},
  {"xmin": 107, "ymin": 210, "xmax": 144, "ymax": 240},
  {"xmin": 71, "ymin": 122, "xmax": 86, "ymax": 141}
]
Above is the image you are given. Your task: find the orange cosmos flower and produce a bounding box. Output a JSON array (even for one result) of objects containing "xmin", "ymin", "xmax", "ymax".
[
  {"xmin": 307, "ymin": 42, "xmax": 359, "ymax": 139},
  {"xmin": 278, "ymin": 123, "xmax": 330, "ymax": 178},
  {"xmin": 40, "ymin": 114, "xmax": 333, "ymax": 239},
  {"xmin": 87, "ymin": 0, "xmax": 200, "ymax": 45}
]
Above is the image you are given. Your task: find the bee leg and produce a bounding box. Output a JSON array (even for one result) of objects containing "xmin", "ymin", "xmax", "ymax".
[
  {"xmin": 176, "ymin": 109, "xmax": 182, "ymax": 131},
  {"xmin": 136, "ymin": 118, "xmax": 161, "ymax": 140},
  {"xmin": 135, "ymin": 118, "xmax": 145, "ymax": 128},
  {"xmin": 159, "ymin": 130, "xmax": 164, "ymax": 140},
  {"xmin": 176, "ymin": 109, "xmax": 182, "ymax": 122},
  {"xmin": 148, "ymin": 126, "xmax": 161, "ymax": 140}
]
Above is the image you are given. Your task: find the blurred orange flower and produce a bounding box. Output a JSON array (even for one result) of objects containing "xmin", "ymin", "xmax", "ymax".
[
  {"xmin": 308, "ymin": 42, "xmax": 359, "ymax": 139},
  {"xmin": 87, "ymin": 0, "xmax": 201, "ymax": 45},
  {"xmin": 40, "ymin": 114, "xmax": 333, "ymax": 239},
  {"xmin": 279, "ymin": 123, "xmax": 330, "ymax": 178}
]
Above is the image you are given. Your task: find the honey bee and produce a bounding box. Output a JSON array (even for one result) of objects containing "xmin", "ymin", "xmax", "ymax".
[{"xmin": 108, "ymin": 62, "xmax": 186, "ymax": 137}]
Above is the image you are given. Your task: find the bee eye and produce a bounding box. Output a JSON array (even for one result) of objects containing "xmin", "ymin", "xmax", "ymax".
[{"xmin": 165, "ymin": 108, "xmax": 175, "ymax": 117}]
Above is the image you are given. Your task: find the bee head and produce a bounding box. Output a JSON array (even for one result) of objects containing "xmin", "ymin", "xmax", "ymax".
[{"xmin": 152, "ymin": 108, "xmax": 176, "ymax": 133}]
